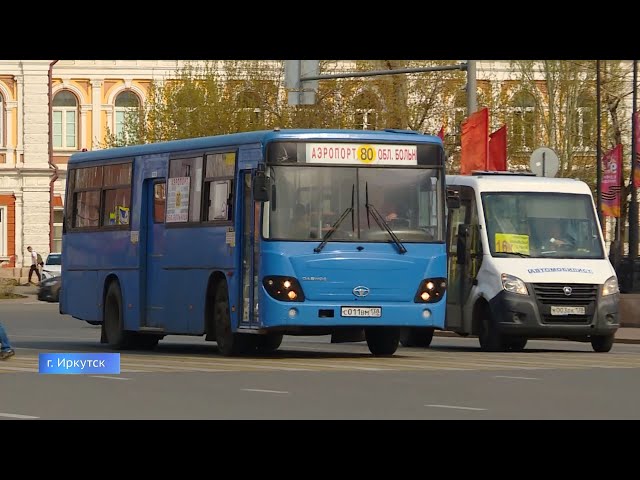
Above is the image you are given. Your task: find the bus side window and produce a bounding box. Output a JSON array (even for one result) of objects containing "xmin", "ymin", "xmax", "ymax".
[
  {"xmin": 154, "ymin": 182, "xmax": 166, "ymax": 223},
  {"xmin": 204, "ymin": 152, "xmax": 235, "ymax": 222}
]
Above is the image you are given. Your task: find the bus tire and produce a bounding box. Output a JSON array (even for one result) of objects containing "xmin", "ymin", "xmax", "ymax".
[
  {"xmin": 103, "ymin": 282, "xmax": 134, "ymax": 350},
  {"xmin": 365, "ymin": 327, "xmax": 400, "ymax": 356},
  {"xmin": 256, "ymin": 333, "xmax": 283, "ymax": 354},
  {"xmin": 399, "ymin": 327, "xmax": 434, "ymax": 348},
  {"xmin": 590, "ymin": 334, "xmax": 614, "ymax": 353},
  {"xmin": 214, "ymin": 281, "xmax": 252, "ymax": 356}
]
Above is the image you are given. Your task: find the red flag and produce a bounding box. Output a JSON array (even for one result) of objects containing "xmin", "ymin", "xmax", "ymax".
[
  {"xmin": 488, "ymin": 125, "xmax": 507, "ymax": 171},
  {"xmin": 437, "ymin": 125, "xmax": 445, "ymax": 141},
  {"xmin": 460, "ymin": 108, "xmax": 489, "ymax": 175},
  {"xmin": 602, "ymin": 144, "xmax": 622, "ymax": 218},
  {"xmin": 633, "ymin": 112, "xmax": 640, "ymax": 188}
]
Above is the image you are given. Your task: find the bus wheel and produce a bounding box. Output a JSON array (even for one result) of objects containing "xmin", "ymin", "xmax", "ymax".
[
  {"xmin": 256, "ymin": 333, "xmax": 283, "ymax": 354},
  {"xmin": 365, "ymin": 327, "xmax": 400, "ymax": 356},
  {"xmin": 214, "ymin": 281, "xmax": 251, "ymax": 356},
  {"xmin": 103, "ymin": 282, "xmax": 134, "ymax": 349},
  {"xmin": 399, "ymin": 327, "xmax": 434, "ymax": 348},
  {"xmin": 590, "ymin": 334, "xmax": 614, "ymax": 353}
]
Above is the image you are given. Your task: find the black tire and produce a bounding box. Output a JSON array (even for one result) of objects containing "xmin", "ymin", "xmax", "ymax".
[
  {"xmin": 478, "ymin": 307, "xmax": 506, "ymax": 352},
  {"xmin": 399, "ymin": 327, "xmax": 434, "ymax": 348},
  {"xmin": 591, "ymin": 334, "xmax": 614, "ymax": 353},
  {"xmin": 255, "ymin": 333, "xmax": 284, "ymax": 354},
  {"xmin": 365, "ymin": 327, "xmax": 400, "ymax": 356},
  {"xmin": 505, "ymin": 337, "xmax": 527, "ymax": 352},
  {"xmin": 214, "ymin": 281, "xmax": 252, "ymax": 356},
  {"xmin": 103, "ymin": 282, "xmax": 134, "ymax": 349}
]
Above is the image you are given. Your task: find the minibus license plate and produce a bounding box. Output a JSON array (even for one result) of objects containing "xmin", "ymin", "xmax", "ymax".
[
  {"xmin": 550, "ymin": 306, "xmax": 585, "ymax": 316},
  {"xmin": 341, "ymin": 307, "xmax": 382, "ymax": 318}
]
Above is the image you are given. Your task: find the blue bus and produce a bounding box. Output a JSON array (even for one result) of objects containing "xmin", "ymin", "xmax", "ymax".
[{"xmin": 61, "ymin": 129, "xmax": 447, "ymax": 356}]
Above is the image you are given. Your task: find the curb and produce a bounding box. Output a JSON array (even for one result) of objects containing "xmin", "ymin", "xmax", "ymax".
[{"xmin": 433, "ymin": 330, "xmax": 640, "ymax": 345}]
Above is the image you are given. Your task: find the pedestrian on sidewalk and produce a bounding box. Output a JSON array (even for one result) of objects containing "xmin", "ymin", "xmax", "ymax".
[
  {"xmin": 27, "ymin": 246, "xmax": 42, "ymax": 285},
  {"xmin": 0, "ymin": 322, "xmax": 15, "ymax": 360}
]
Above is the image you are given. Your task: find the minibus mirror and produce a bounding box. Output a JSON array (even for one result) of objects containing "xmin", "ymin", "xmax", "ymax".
[{"xmin": 447, "ymin": 188, "xmax": 461, "ymax": 209}]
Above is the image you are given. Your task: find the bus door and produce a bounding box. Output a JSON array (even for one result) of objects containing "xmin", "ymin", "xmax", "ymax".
[
  {"xmin": 239, "ymin": 170, "xmax": 260, "ymax": 329},
  {"xmin": 446, "ymin": 185, "xmax": 479, "ymax": 330},
  {"xmin": 143, "ymin": 178, "xmax": 167, "ymax": 328}
]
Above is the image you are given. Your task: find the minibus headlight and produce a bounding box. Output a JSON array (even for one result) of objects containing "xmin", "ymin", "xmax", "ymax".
[
  {"xmin": 414, "ymin": 277, "xmax": 447, "ymax": 303},
  {"xmin": 263, "ymin": 276, "xmax": 306, "ymax": 302},
  {"xmin": 602, "ymin": 276, "xmax": 619, "ymax": 296},
  {"xmin": 501, "ymin": 273, "xmax": 528, "ymax": 295}
]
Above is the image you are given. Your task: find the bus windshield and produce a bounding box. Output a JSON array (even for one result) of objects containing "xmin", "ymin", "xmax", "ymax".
[
  {"xmin": 264, "ymin": 166, "xmax": 442, "ymax": 243},
  {"xmin": 482, "ymin": 192, "xmax": 604, "ymax": 259}
]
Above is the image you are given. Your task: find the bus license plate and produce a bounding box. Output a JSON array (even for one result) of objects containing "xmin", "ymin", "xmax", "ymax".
[
  {"xmin": 341, "ymin": 307, "xmax": 382, "ymax": 318},
  {"xmin": 550, "ymin": 306, "xmax": 585, "ymax": 316}
]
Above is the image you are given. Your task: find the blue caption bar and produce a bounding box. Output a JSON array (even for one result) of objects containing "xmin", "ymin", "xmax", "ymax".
[{"xmin": 39, "ymin": 353, "xmax": 120, "ymax": 375}]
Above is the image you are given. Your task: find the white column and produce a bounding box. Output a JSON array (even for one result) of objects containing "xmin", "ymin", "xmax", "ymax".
[
  {"xmin": 79, "ymin": 105, "xmax": 89, "ymax": 150},
  {"xmin": 106, "ymin": 105, "xmax": 114, "ymax": 135},
  {"xmin": 4, "ymin": 101, "xmax": 17, "ymax": 165},
  {"xmin": 16, "ymin": 77, "xmax": 24, "ymax": 167},
  {"xmin": 14, "ymin": 192, "xmax": 23, "ymax": 267},
  {"xmin": 90, "ymin": 79, "xmax": 102, "ymax": 149}
]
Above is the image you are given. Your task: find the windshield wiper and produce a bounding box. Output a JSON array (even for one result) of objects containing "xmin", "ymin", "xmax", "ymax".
[
  {"xmin": 314, "ymin": 185, "xmax": 355, "ymax": 253},
  {"xmin": 495, "ymin": 251, "xmax": 530, "ymax": 258},
  {"xmin": 365, "ymin": 182, "xmax": 407, "ymax": 254}
]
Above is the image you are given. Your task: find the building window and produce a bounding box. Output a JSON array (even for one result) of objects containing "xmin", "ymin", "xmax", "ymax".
[
  {"xmin": 353, "ymin": 91, "xmax": 380, "ymax": 130},
  {"xmin": 53, "ymin": 209, "xmax": 63, "ymax": 252},
  {"xmin": 53, "ymin": 91, "xmax": 78, "ymax": 149},
  {"xmin": 510, "ymin": 91, "xmax": 536, "ymax": 152},
  {"xmin": 573, "ymin": 91, "xmax": 595, "ymax": 150},
  {"xmin": 114, "ymin": 90, "xmax": 140, "ymax": 141},
  {"xmin": 0, "ymin": 93, "xmax": 4, "ymax": 147}
]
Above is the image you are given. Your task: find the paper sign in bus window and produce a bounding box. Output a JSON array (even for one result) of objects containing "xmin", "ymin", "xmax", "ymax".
[
  {"xmin": 495, "ymin": 233, "xmax": 530, "ymax": 255},
  {"xmin": 167, "ymin": 176, "xmax": 191, "ymax": 222}
]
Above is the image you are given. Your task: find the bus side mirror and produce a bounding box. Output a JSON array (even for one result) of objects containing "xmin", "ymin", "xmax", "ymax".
[
  {"xmin": 253, "ymin": 170, "xmax": 271, "ymax": 202},
  {"xmin": 447, "ymin": 188, "xmax": 460, "ymax": 209}
]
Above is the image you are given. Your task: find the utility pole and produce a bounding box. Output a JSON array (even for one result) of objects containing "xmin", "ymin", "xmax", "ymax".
[
  {"xmin": 466, "ymin": 60, "xmax": 477, "ymax": 115},
  {"xmin": 596, "ymin": 60, "xmax": 603, "ymax": 227},
  {"xmin": 629, "ymin": 60, "xmax": 638, "ymax": 290}
]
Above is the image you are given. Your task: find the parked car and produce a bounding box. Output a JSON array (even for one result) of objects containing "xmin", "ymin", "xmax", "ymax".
[
  {"xmin": 38, "ymin": 275, "xmax": 61, "ymax": 302},
  {"xmin": 41, "ymin": 252, "xmax": 61, "ymax": 281}
]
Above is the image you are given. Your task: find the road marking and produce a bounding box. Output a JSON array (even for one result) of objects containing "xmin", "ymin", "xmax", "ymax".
[
  {"xmin": 424, "ymin": 404, "xmax": 487, "ymax": 411},
  {"xmin": 242, "ymin": 388, "xmax": 289, "ymax": 394},
  {"xmin": 89, "ymin": 375, "xmax": 131, "ymax": 380},
  {"xmin": 0, "ymin": 412, "xmax": 40, "ymax": 419},
  {"xmin": 494, "ymin": 375, "xmax": 540, "ymax": 380}
]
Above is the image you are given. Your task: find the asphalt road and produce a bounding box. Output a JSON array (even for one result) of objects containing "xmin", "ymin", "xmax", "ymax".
[{"xmin": 1, "ymin": 299, "xmax": 639, "ymax": 419}]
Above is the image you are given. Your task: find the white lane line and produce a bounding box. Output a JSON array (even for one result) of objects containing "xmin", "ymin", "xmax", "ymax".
[
  {"xmin": 89, "ymin": 375, "xmax": 131, "ymax": 380},
  {"xmin": 0, "ymin": 412, "xmax": 40, "ymax": 419},
  {"xmin": 494, "ymin": 375, "xmax": 540, "ymax": 380},
  {"xmin": 424, "ymin": 404, "xmax": 487, "ymax": 411},
  {"xmin": 242, "ymin": 388, "xmax": 289, "ymax": 394}
]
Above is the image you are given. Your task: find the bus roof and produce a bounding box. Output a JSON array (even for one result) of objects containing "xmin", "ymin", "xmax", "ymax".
[
  {"xmin": 69, "ymin": 129, "xmax": 443, "ymax": 165},
  {"xmin": 446, "ymin": 173, "xmax": 593, "ymax": 195}
]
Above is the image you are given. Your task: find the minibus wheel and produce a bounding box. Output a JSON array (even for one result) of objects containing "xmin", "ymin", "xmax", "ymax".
[{"xmin": 590, "ymin": 334, "xmax": 614, "ymax": 353}]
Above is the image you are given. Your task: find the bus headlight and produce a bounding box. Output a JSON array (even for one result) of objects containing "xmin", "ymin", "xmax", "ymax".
[
  {"xmin": 501, "ymin": 273, "xmax": 528, "ymax": 295},
  {"xmin": 602, "ymin": 276, "xmax": 619, "ymax": 296},
  {"xmin": 263, "ymin": 276, "xmax": 306, "ymax": 302},
  {"xmin": 414, "ymin": 277, "xmax": 446, "ymax": 303}
]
